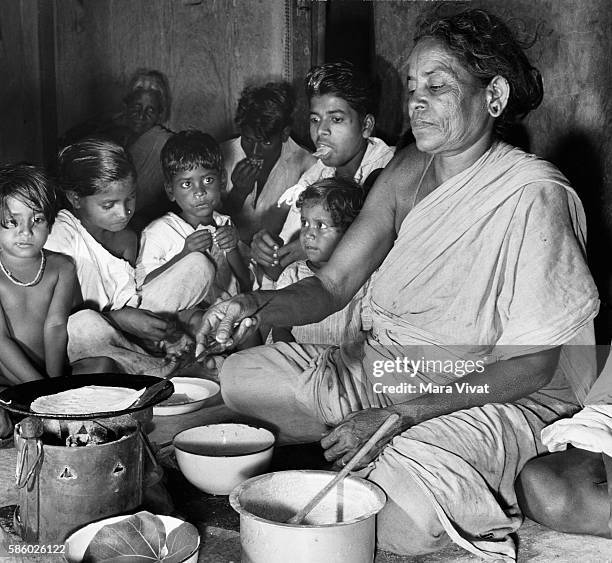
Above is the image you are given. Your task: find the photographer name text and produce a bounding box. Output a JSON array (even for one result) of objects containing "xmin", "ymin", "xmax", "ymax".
[{"xmin": 373, "ymin": 381, "xmax": 490, "ymax": 394}]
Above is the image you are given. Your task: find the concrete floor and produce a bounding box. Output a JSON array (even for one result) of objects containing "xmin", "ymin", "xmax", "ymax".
[{"xmin": 1, "ymin": 392, "xmax": 611, "ymax": 562}]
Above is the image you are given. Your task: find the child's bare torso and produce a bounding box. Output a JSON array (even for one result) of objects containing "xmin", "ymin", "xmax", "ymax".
[{"xmin": 0, "ymin": 252, "xmax": 65, "ymax": 369}]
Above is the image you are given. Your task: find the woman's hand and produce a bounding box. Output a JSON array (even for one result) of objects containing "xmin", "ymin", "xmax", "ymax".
[
  {"xmin": 194, "ymin": 293, "xmax": 260, "ymax": 358},
  {"xmin": 182, "ymin": 230, "xmax": 213, "ymax": 255},
  {"xmin": 320, "ymin": 408, "xmax": 403, "ymax": 470},
  {"xmin": 251, "ymin": 229, "xmax": 284, "ymax": 267},
  {"xmin": 215, "ymin": 225, "xmax": 239, "ymax": 252},
  {"xmin": 110, "ymin": 307, "xmax": 169, "ymax": 340}
]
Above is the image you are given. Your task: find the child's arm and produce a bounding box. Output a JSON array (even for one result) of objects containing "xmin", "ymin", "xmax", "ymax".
[
  {"xmin": 71, "ymin": 273, "xmax": 85, "ymax": 310},
  {"xmin": 251, "ymin": 235, "xmax": 306, "ymax": 282},
  {"xmin": 114, "ymin": 228, "xmax": 139, "ymax": 267},
  {"xmin": 43, "ymin": 255, "xmax": 76, "ymax": 378},
  {"xmin": 225, "ymin": 248, "xmax": 252, "ymax": 292},
  {"xmin": 0, "ymin": 303, "xmax": 44, "ymax": 383},
  {"xmin": 142, "ymin": 230, "xmax": 213, "ymax": 285},
  {"xmin": 104, "ymin": 308, "xmax": 168, "ymax": 341},
  {"xmin": 215, "ymin": 225, "xmax": 252, "ymax": 292},
  {"xmin": 269, "ymin": 265, "xmax": 298, "ymax": 343},
  {"xmin": 271, "ymin": 326, "xmax": 295, "ymax": 343}
]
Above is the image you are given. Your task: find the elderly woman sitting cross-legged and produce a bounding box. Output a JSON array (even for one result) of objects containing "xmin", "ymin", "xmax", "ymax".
[{"xmin": 193, "ymin": 9, "xmax": 598, "ymax": 559}]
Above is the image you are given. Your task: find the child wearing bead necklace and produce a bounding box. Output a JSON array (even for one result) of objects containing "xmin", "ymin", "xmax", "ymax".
[{"xmin": 0, "ymin": 164, "xmax": 112, "ymax": 446}]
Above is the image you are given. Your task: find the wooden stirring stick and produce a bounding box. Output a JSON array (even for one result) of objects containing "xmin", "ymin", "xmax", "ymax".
[{"xmin": 286, "ymin": 413, "xmax": 400, "ymax": 525}]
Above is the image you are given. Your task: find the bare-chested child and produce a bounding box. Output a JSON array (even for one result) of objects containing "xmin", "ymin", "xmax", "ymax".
[{"xmin": 0, "ymin": 164, "xmax": 111, "ymax": 444}]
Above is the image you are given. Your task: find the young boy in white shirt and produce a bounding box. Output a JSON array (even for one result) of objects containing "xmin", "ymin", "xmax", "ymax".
[{"xmin": 137, "ymin": 130, "xmax": 251, "ymax": 304}]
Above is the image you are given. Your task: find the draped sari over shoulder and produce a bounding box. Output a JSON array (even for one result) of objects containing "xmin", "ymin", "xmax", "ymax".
[
  {"xmin": 356, "ymin": 140, "xmax": 599, "ymax": 560},
  {"xmin": 362, "ymin": 139, "xmax": 598, "ymax": 400},
  {"xmin": 303, "ymin": 141, "xmax": 599, "ymax": 424},
  {"xmin": 220, "ymin": 140, "xmax": 599, "ymax": 560}
]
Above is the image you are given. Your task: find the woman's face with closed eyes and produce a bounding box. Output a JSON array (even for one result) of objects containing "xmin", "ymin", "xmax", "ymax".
[{"xmin": 407, "ymin": 37, "xmax": 491, "ymax": 156}]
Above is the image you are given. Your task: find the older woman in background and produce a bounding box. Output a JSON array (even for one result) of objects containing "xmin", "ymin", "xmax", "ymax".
[
  {"xmin": 58, "ymin": 69, "xmax": 173, "ymax": 231},
  {"xmin": 121, "ymin": 69, "xmax": 174, "ymax": 231},
  {"xmin": 196, "ymin": 9, "xmax": 598, "ymax": 559}
]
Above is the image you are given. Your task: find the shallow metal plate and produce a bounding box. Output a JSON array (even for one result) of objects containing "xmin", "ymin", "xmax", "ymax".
[{"xmin": 0, "ymin": 373, "xmax": 173, "ymax": 420}]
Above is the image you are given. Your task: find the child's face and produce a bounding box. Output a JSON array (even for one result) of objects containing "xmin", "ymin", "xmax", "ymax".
[
  {"xmin": 166, "ymin": 166, "xmax": 221, "ymax": 227},
  {"xmin": 70, "ymin": 177, "xmax": 136, "ymax": 233},
  {"xmin": 309, "ymin": 94, "xmax": 372, "ymax": 171},
  {"xmin": 126, "ymin": 90, "xmax": 163, "ymax": 136},
  {"xmin": 0, "ymin": 196, "xmax": 49, "ymax": 261},
  {"xmin": 299, "ymin": 201, "xmax": 343, "ymax": 266},
  {"xmin": 240, "ymin": 126, "xmax": 285, "ymax": 168}
]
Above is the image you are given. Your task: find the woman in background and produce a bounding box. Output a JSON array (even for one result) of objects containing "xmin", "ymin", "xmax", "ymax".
[
  {"xmin": 121, "ymin": 69, "xmax": 174, "ymax": 231},
  {"xmin": 58, "ymin": 68, "xmax": 174, "ymax": 231}
]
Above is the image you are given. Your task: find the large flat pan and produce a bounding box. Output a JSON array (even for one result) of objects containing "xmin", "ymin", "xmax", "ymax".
[{"xmin": 0, "ymin": 373, "xmax": 173, "ymax": 420}]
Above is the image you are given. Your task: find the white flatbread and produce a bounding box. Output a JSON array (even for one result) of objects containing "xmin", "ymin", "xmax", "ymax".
[{"xmin": 30, "ymin": 385, "xmax": 145, "ymax": 415}]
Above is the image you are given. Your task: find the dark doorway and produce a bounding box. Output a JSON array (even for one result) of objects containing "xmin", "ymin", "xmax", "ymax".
[{"xmin": 324, "ymin": 1, "xmax": 374, "ymax": 74}]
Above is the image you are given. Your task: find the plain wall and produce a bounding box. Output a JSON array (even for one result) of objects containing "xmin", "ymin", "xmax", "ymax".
[
  {"xmin": 54, "ymin": 0, "xmax": 287, "ymax": 142},
  {"xmin": 0, "ymin": 0, "xmax": 46, "ymax": 163}
]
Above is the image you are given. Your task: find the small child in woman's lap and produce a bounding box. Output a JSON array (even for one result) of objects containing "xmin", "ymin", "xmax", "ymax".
[{"xmin": 272, "ymin": 177, "xmax": 368, "ymax": 345}]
